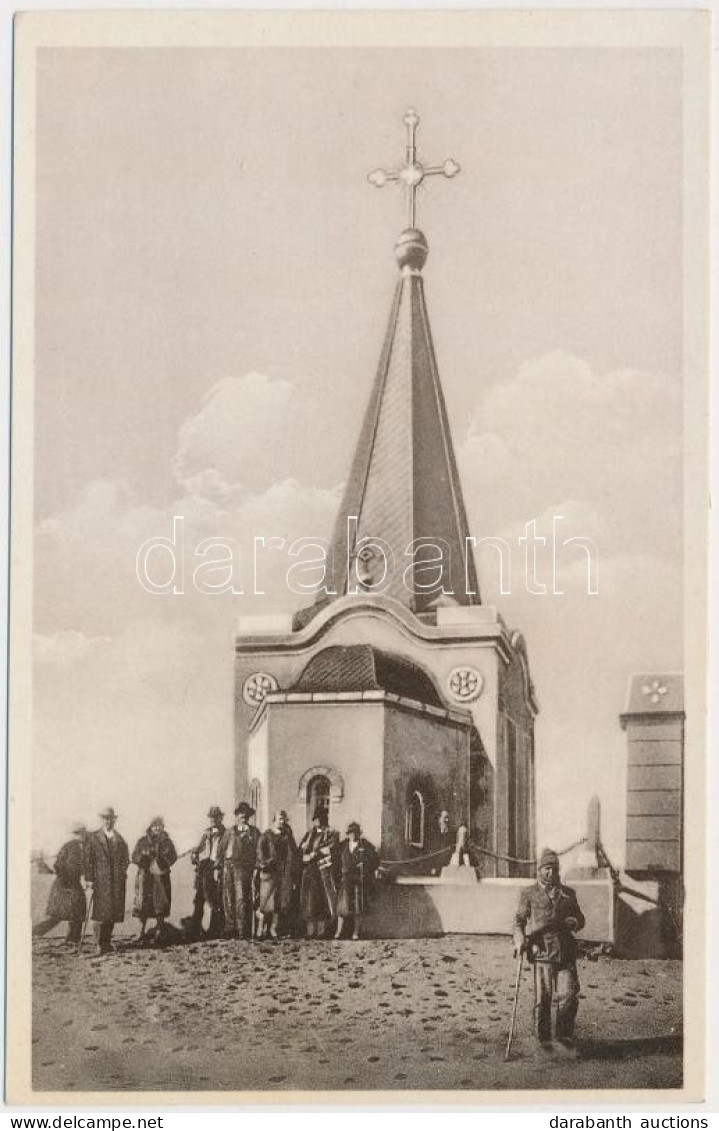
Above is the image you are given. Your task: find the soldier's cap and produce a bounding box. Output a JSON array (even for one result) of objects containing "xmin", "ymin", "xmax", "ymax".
[
  {"xmin": 538, "ymin": 848, "xmax": 560, "ymax": 869},
  {"xmin": 207, "ymin": 806, "xmax": 224, "ymax": 819},
  {"xmin": 149, "ymin": 816, "xmax": 165, "ymax": 829},
  {"xmin": 312, "ymin": 807, "xmax": 329, "ymax": 826},
  {"xmin": 234, "ymin": 802, "xmax": 255, "ymax": 817},
  {"xmin": 99, "ymin": 807, "xmax": 118, "ymax": 820},
  {"xmin": 346, "ymin": 821, "xmax": 361, "ymax": 835},
  {"xmin": 71, "ymin": 822, "xmax": 87, "ymax": 836},
  {"xmin": 274, "ymin": 810, "xmax": 288, "ymax": 822}
]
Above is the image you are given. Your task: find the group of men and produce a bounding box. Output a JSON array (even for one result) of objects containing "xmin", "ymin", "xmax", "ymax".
[
  {"xmin": 34, "ymin": 808, "xmax": 585, "ymax": 1055},
  {"xmin": 33, "ymin": 806, "xmax": 175, "ymax": 955},
  {"xmin": 34, "ymin": 801, "xmax": 379, "ymax": 954},
  {"xmin": 188, "ymin": 803, "xmax": 378, "ymax": 942}
]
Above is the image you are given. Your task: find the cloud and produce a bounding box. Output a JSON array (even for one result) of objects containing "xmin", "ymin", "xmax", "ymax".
[
  {"xmin": 173, "ymin": 372, "xmax": 322, "ymax": 497},
  {"xmin": 34, "ymin": 630, "xmax": 112, "ymax": 666},
  {"xmin": 31, "ymin": 357, "xmax": 684, "ymax": 864},
  {"xmin": 32, "ymin": 374, "xmax": 342, "ymax": 850},
  {"xmin": 459, "ymin": 350, "xmax": 682, "ymax": 558},
  {"xmin": 34, "ymin": 474, "xmax": 339, "ymax": 639}
]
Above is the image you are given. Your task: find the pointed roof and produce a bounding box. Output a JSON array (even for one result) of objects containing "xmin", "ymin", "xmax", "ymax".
[{"xmin": 319, "ymin": 227, "xmax": 480, "ymax": 617}]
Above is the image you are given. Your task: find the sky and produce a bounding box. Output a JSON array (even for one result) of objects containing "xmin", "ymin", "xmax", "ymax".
[{"xmin": 32, "ymin": 45, "xmax": 683, "ymax": 862}]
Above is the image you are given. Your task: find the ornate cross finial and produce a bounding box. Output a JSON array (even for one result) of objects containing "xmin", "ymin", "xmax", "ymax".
[{"xmin": 368, "ymin": 108, "xmax": 461, "ymax": 230}]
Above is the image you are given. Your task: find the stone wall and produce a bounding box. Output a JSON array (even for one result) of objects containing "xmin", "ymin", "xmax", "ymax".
[
  {"xmin": 249, "ymin": 699, "xmax": 386, "ymax": 845},
  {"xmin": 381, "ymin": 703, "xmax": 470, "ymax": 862},
  {"xmin": 364, "ymin": 876, "xmax": 615, "ymax": 942}
]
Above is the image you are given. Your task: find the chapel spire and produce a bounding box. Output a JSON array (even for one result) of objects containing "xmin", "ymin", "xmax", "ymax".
[{"xmin": 320, "ymin": 109, "xmax": 480, "ymax": 618}]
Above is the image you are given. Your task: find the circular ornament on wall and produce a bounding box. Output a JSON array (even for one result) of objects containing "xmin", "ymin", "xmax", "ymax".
[
  {"xmin": 242, "ymin": 671, "xmax": 279, "ymax": 706},
  {"xmin": 446, "ymin": 666, "xmax": 483, "ymax": 704}
]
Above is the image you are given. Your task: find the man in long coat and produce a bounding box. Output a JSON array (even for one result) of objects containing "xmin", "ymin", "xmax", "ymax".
[
  {"xmin": 218, "ymin": 802, "xmax": 259, "ymax": 939},
  {"xmin": 84, "ymin": 807, "xmax": 130, "ymax": 955},
  {"xmin": 513, "ymin": 847, "xmax": 586, "ymax": 1057},
  {"xmin": 256, "ymin": 810, "xmax": 299, "ymax": 940},
  {"xmin": 132, "ymin": 816, "xmax": 177, "ymax": 944},
  {"xmin": 187, "ymin": 805, "xmax": 226, "ymax": 938},
  {"xmin": 33, "ymin": 823, "xmax": 88, "ymax": 944}
]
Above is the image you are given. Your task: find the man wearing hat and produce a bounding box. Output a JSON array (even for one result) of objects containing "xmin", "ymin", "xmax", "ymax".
[
  {"xmin": 513, "ymin": 848, "xmax": 586, "ymax": 1057},
  {"xmin": 218, "ymin": 803, "xmax": 259, "ymax": 939},
  {"xmin": 84, "ymin": 807, "xmax": 130, "ymax": 955},
  {"xmin": 299, "ymin": 807, "xmax": 339, "ymax": 939},
  {"xmin": 335, "ymin": 821, "xmax": 378, "ymax": 940},
  {"xmin": 188, "ymin": 805, "xmax": 226, "ymax": 938},
  {"xmin": 33, "ymin": 823, "xmax": 88, "ymax": 944}
]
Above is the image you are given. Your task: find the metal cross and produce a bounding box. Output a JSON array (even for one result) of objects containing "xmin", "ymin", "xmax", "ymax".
[{"xmin": 368, "ymin": 108, "xmax": 461, "ymax": 229}]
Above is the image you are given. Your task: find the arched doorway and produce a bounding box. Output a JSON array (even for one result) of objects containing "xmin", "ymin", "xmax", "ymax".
[
  {"xmin": 297, "ymin": 765, "xmax": 344, "ymax": 830},
  {"xmin": 306, "ymin": 773, "xmax": 331, "ymax": 827}
]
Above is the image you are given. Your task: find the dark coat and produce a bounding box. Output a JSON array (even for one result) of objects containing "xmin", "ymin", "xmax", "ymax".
[
  {"xmin": 299, "ymin": 827, "xmax": 338, "ymax": 920},
  {"xmin": 85, "ymin": 828, "xmax": 130, "ymax": 923},
  {"xmin": 46, "ymin": 838, "xmax": 87, "ymax": 922},
  {"xmin": 191, "ymin": 824, "xmax": 226, "ymax": 867},
  {"xmin": 513, "ymin": 881, "xmax": 586, "ymax": 964},
  {"xmin": 434, "ymin": 828, "xmax": 455, "ymax": 853},
  {"xmin": 257, "ymin": 827, "xmax": 299, "ymax": 915},
  {"xmin": 132, "ymin": 829, "xmax": 177, "ymax": 920},
  {"xmin": 337, "ymin": 837, "xmax": 377, "ymax": 917},
  {"xmin": 218, "ymin": 824, "xmax": 259, "ymax": 875}
]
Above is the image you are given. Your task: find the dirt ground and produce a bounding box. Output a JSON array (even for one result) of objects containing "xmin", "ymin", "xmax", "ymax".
[{"xmin": 32, "ymin": 933, "xmax": 682, "ymax": 1095}]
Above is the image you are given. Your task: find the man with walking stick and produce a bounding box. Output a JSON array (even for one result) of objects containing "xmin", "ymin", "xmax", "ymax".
[
  {"xmin": 512, "ymin": 847, "xmax": 585, "ymax": 1059},
  {"xmin": 32, "ymin": 823, "xmax": 88, "ymax": 946},
  {"xmin": 84, "ymin": 807, "xmax": 130, "ymax": 956}
]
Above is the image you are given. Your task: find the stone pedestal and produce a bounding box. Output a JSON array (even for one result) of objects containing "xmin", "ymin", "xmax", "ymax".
[{"xmin": 440, "ymin": 863, "xmax": 479, "ymax": 885}]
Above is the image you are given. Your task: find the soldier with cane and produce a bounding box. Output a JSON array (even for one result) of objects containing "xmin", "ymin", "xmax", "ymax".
[{"xmin": 512, "ymin": 847, "xmax": 586, "ymax": 1058}]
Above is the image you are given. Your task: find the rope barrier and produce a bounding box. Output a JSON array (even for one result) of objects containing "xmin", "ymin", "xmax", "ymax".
[
  {"xmin": 376, "ymin": 836, "xmax": 588, "ymax": 872},
  {"xmin": 37, "ymin": 836, "xmax": 589, "ymax": 872},
  {"xmin": 467, "ymin": 836, "xmax": 587, "ymax": 868},
  {"xmin": 378, "ymin": 847, "xmax": 452, "ymax": 869}
]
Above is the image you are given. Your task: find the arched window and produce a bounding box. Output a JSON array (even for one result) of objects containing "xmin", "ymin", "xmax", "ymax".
[
  {"xmin": 405, "ymin": 790, "xmax": 425, "ymax": 849},
  {"xmin": 306, "ymin": 774, "xmax": 331, "ymax": 828},
  {"xmin": 249, "ymin": 779, "xmax": 262, "ymax": 826}
]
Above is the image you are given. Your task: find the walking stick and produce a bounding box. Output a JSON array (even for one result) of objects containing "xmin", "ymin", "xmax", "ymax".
[
  {"xmin": 504, "ymin": 949, "xmax": 524, "ymax": 1061},
  {"xmin": 251, "ymin": 870, "xmax": 259, "ymax": 941},
  {"xmin": 77, "ymin": 890, "xmax": 94, "ymax": 957}
]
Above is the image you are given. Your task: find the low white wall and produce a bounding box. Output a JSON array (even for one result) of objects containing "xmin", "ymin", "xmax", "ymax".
[{"xmin": 365, "ymin": 876, "xmax": 615, "ymax": 942}]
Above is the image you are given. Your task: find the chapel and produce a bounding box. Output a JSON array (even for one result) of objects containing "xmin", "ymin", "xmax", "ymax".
[{"xmin": 234, "ymin": 111, "xmax": 538, "ymax": 877}]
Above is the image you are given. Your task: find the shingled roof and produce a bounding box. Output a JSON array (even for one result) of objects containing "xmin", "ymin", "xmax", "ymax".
[
  {"xmin": 292, "ymin": 644, "xmax": 443, "ymax": 707},
  {"xmin": 316, "ymin": 227, "xmax": 480, "ymax": 617}
]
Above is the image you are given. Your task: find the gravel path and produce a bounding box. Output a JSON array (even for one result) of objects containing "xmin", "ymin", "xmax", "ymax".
[{"xmin": 32, "ymin": 935, "xmax": 682, "ymax": 1095}]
